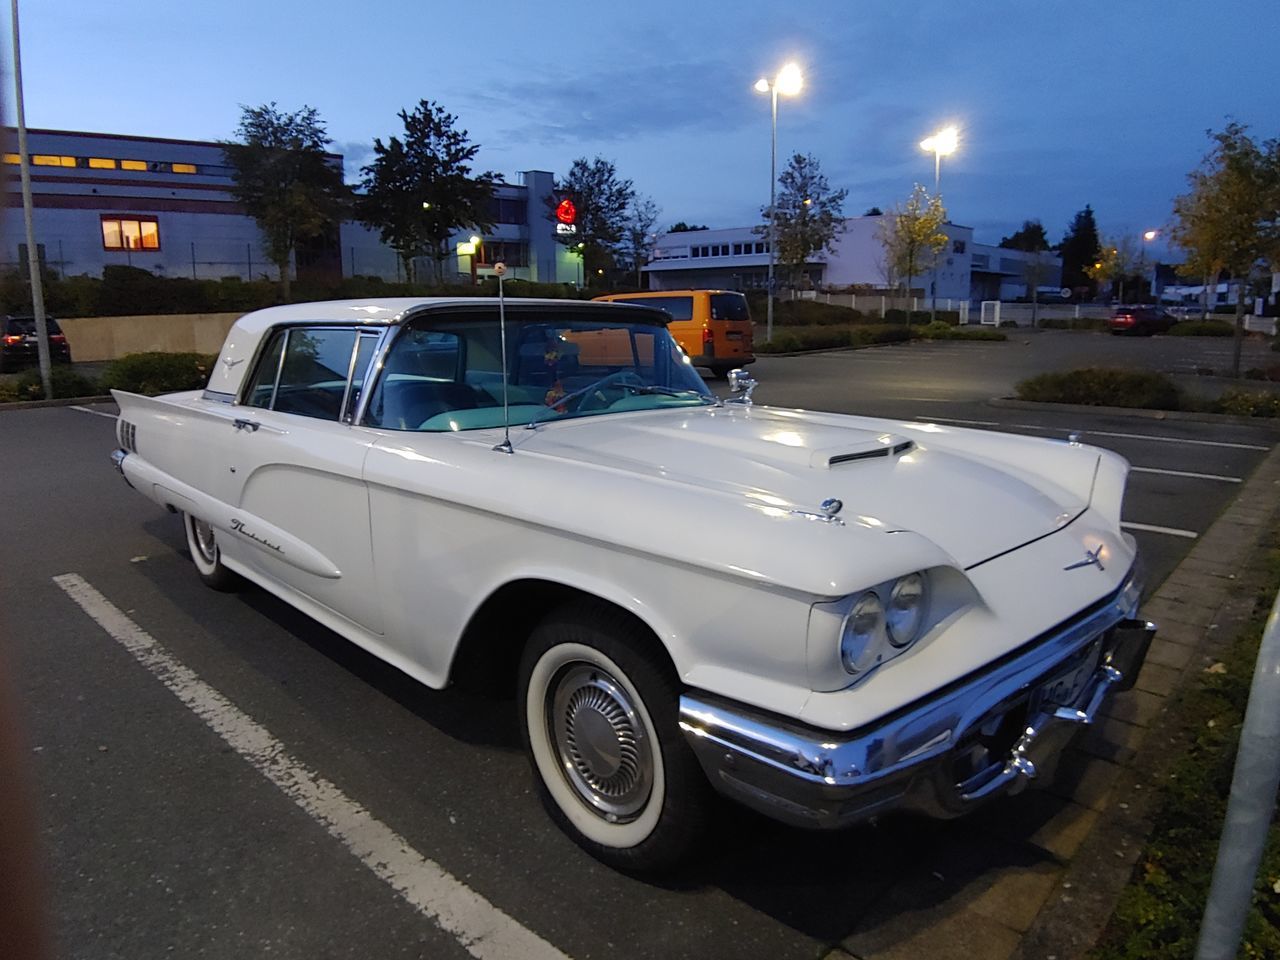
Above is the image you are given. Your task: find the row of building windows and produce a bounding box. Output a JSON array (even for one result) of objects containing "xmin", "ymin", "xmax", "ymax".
[
  {"xmin": 486, "ymin": 196, "xmax": 527, "ymax": 226},
  {"xmin": 476, "ymin": 240, "xmax": 527, "ymax": 267},
  {"xmin": 1, "ymin": 153, "xmax": 220, "ymax": 176},
  {"xmin": 690, "ymin": 241, "xmax": 769, "ymax": 258}
]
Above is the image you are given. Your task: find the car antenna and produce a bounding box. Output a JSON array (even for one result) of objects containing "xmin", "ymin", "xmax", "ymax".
[{"xmin": 492, "ymin": 262, "xmax": 514, "ymax": 454}]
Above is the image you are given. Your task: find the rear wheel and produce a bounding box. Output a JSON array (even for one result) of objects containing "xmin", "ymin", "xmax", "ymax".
[
  {"xmin": 708, "ymin": 364, "xmax": 733, "ymax": 380},
  {"xmin": 183, "ymin": 513, "xmax": 241, "ymax": 591},
  {"xmin": 518, "ymin": 601, "xmax": 711, "ymax": 872}
]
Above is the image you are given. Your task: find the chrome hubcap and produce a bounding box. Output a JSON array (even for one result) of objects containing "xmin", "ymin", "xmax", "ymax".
[
  {"xmin": 550, "ymin": 663, "xmax": 653, "ymax": 821},
  {"xmin": 192, "ymin": 518, "xmax": 217, "ymax": 564}
]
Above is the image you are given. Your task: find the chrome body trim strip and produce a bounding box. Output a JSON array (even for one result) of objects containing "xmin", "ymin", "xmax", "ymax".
[{"xmin": 679, "ymin": 568, "xmax": 1154, "ymax": 828}]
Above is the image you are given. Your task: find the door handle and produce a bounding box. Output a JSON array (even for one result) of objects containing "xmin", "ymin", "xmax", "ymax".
[{"xmin": 232, "ymin": 418, "xmax": 261, "ymax": 432}]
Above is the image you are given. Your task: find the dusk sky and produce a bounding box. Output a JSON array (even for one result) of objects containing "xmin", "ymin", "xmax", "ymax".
[{"xmin": 7, "ymin": 1, "xmax": 1278, "ymax": 259}]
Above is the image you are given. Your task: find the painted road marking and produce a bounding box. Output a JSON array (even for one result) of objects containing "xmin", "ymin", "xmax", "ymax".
[
  {"xmin": 69, "ymin": 405, "xmax": 117, "ymax": 420},
  {"xmin": 1130, "ymin": 466, "xmax": 1242, "ymax": 483},
  {"xmin": 913, "ymin": 416, "xmax": 1001, "ymax": 426},
  {"xmin": 52, "ymin": 573, "xmax": 571, "ymax": 960},
  {"xmin": 1121, "ymin": 521, "xmax": 1199, "ymax": 539},
  {"xmin": 1083, "ymin": 430, "xmax": 1270, "ymax": 451}
]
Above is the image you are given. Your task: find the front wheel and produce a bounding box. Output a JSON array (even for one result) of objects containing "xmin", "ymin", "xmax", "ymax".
[
  {"xmin": 183, "ymin": 513, "xmax": 241, "ymax": 591},
  {"xmin": 518, "ymin": 602, "xmax": 711, "ymax": 872}
]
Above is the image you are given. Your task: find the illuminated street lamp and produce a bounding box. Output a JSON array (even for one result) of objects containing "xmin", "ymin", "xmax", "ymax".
[
  {"xmin": 755, "ymin": 62, "xmax": 803, "ymax": 343},
  {"xmin": 456, "ymin": 234, "xmax": 482, "ymax": 284},
  {"xmin": 1139, "ymin": 229, "xmax": 1159, "ymax": 302},
  {"xmin": 919, "ymin": 125, "xmax": 959, "ymax": 318}
]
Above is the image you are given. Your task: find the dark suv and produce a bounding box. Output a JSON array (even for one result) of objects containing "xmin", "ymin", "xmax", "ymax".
[
  {"xmin": 1108, "ymin": 306, "xmax": 1177, "ymax": 336},
  {"xmin": 1, "ymin": 316, "xmax": 73, "ymax": 371}
]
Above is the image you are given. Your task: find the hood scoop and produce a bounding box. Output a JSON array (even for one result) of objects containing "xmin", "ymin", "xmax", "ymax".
[{"xmin": 811, "ymin": 435, "xmax": 915, "ymax": 469}]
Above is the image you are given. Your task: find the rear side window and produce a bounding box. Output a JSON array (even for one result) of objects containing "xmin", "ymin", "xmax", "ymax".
[
  {"xmin": 5, "ymin": 317, "xmax": 62, "ymax": 335},
  {"xmin": 629, "ymin": 296, "xmax": 693, "ymax": 321},
  {"xmin": 710, "ymin": 293, "xmax": 750, "ymax": 321},
  {"xmin": 241, "ymin": 326, "xmax": 363, "ymax": 422}
]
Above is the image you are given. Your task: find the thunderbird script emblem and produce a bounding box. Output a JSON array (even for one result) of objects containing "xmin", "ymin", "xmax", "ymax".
[{"xmin": 1064, "ymin": 544, "xmax": 1105, "ymax": 571}]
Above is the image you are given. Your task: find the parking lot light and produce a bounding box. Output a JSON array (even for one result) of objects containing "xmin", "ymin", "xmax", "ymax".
[{"xmin": 755, "ymin": 62, "xmax": 804, "ymax": 344}]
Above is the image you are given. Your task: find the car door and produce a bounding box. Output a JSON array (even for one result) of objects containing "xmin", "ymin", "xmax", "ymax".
[{"xmin": 223, "ymin": 324, "xmax": 386, "ymax": 635}]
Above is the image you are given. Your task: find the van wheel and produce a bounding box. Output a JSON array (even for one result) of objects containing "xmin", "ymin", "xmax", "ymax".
[
  {"xmin": 518, "ymin": 601, "xmax": 711, "ymax": 873},
  {"xmin": 708, "ymin": 365, "xmax": 732, "ymax": 380},
  {"xmin": 183, "ymin": 513, "xmax": 241, "ymax": 591}
]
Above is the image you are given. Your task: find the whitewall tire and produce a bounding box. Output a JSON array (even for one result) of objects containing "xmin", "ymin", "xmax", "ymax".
[{"xmin": 183, "ymin": 513, "xmax": 240, "ymax": 591}]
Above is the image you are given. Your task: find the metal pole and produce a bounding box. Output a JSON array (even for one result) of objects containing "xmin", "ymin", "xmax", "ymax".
[
  {"xmin": 766, "ymin": 85, "xmax": 777, "ymax": 344},
  {"xmin": 191, "ymin": 241, "xmax": 197, "ymax": 279},
  {"xmin": 1195, "ymin": 587, "xmax": 1280, "ymax": 960},
  {"xmin": 931, "ymin": 149, "xmax": 941, "ymax": 322},
  {"xmin": 11, "ymin": 0, "xmax": 50, "ymax": 399}
]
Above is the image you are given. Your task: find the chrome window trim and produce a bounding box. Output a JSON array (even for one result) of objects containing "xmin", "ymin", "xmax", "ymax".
[
  {"xmin": 268, "ymin": 328, "xmax": 290, "ymax": 410},
  {"xmin": 353, "ymin": 325, "xmax": 397, "ymax": 427},
  {"xmin": 342, "ymin": 329, "xmax": 387, "ymax": 425}
]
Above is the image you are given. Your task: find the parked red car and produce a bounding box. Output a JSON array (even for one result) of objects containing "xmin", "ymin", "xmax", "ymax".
[{"xmin": 1108, "ymin": 306, "xmax": 1177, "ymax": 336}]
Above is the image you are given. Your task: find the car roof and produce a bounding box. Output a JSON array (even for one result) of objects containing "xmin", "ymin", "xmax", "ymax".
[{"xmin": 232, "ymin": 297, "xmax": 668, "ymax": 337}]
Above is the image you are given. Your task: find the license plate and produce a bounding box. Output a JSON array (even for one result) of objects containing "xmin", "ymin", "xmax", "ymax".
[
  {"xmin": 726, "ymin": 331, "xmax": 743, "ymax": 340},
  {"xmin": 1033, "ymin": 639, "xmax": 1102, "ymax": 712}
]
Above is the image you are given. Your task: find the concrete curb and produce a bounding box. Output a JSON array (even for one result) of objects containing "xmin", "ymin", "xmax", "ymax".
[
  {"xmin": 758, "ymin": 335, "xmax": 1008, "ymax": 359},
  {"xmin": 989, "ymin": 395, "xmax": 1280, "ymax": 430},
  {"xmin": 0, "ymin": 394, "xmax": 114, "ymax": 411}
]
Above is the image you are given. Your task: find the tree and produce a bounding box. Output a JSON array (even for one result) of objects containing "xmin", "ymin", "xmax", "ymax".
[
  {"xmin": 358, "ymin": 100, "xmax": 497, "ymax": 285},
  {"xmin": 548, "ymin": 157, "xmax": 634, "ymax": 287},
  {"xmin": 1086, "ymin": 236, "xmax": 1139, "ymax": 303},
  {"xmin": 758, "ymin": 152, "xmax": 848, "ymax": 288},
  {"xmin": 223, "ymin": 103, "xmax": 351, "ymax": 298},
  {"xmin": 1000, "ymin": 220, "xmax": 1050, "ymax": 252},
  {"xmin": 876, "ymin": 184, "xmax": 947, "ymax": 313},
  {"xmin": 1022, "ymin": 250, "xmax": 1055, "ymax": 327},
  {"xmin": 864, "ymin": 206, "xmax": 884, "ymax": 217},
  {"xmin": 622, "ymin": 196, "xmax": 661, "ymax": 288},
  {"xmin": 1170, "ymin": 122, "xmax": 1280, "ymax": 376},
  {"xmin": 1056, "ymin": 205, "xmax": 1102, "ymax": 295},
  {"xmin": 667, "ymin": 222, "xmax": 708, "ymax": 233}
]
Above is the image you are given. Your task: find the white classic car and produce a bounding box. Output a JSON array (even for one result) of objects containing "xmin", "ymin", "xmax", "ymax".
[{"xmin": 111, "ymin": 296, "xmax": 1155, "ymax": 871}]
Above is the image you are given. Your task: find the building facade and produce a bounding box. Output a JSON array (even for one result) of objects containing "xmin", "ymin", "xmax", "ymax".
[
  {"xmin": 643, "ymin": 215, "xmax": 1061, "ymax": 305},
  {"xmin": 2, "ymin": 128, "xmax": 578, "ymax": 286}
]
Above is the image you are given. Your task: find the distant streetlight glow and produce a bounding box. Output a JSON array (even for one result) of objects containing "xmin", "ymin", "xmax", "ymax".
[
  {"xmin": 919, "ymin": 125, "xmax": 961, "ymax": 319},
  {"xmin": 1143, "ymin": 229, "xmax": 1158, "ymax": 241},
  {"xmin": 754, "ymin": 61, "xmax": 805, "ymax": 344}
]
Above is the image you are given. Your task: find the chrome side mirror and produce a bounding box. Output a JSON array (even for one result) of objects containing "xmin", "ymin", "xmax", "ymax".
[{"xmin": 727, "ymin": 368, "xmax": 758, "ymax": 405}]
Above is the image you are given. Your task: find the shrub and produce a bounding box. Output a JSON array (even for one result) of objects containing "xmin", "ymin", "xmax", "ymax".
[
  {"xmin": 918, "ymin": 323, "xmax": 1006, "ymax": 341},
  {"xmin": 1213, "ymin": 389, "xmax": 1280, "ymax": 418},
  {"xmin": 883, "ymin": 308, "xmax": 908, "ymax": 324},
  {"xmin": 1038, "ymin": 317, "xmax": 1109, "ymax": 331},
  {"xmin": 1244, "ymin": 365, "xmax": 1280, "ymax": 382},
  {"xmin": 2, "ymin": 365, "xmax": 102, "ymax": 401},
  {"xmin": 1015, "ymin": 368, "xmax": 1181, "ymax": 410},
  {"xmin": 100, "ymin": 352, "xmax": 217, "ymax": 395},
  {"xmin": 852, "ymin": 325, "xmax": 912, "ymax": 346},
  {"xmin": 1169, "ymin": 320, "xmax": 1234, "ymax": 336}
]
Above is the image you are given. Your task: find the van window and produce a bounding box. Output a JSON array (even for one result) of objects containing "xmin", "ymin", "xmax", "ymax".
[
  {"xmin": 710, "ymin": 293, "xmax": 750, "ymax": 321},
  {"xmin": 630, "ymin": 296, "xmax": 693, "ymax": 321}
]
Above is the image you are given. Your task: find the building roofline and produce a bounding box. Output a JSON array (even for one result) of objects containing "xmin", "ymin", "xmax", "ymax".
[{"xmin": 1, "ymin": 126, "xmax": 342, "ymax": 160}]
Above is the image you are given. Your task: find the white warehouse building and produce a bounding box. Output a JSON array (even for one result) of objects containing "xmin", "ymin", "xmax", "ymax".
[{"xmin": 642, "ymin": 215, "xmax": 1061, "ymax": 305}]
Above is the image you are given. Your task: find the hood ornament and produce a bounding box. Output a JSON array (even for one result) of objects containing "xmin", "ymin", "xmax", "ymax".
[
  {"xmin": 820, "ymin": 498, "xmax": 843, "ymax": 519},
  {"xmin": 727, "ymin": 368, "xmax": 758, "ymax": 406},
  {"xmin": 1064, "ymin": 544, "xmax": 1105, "ymax": 571}
]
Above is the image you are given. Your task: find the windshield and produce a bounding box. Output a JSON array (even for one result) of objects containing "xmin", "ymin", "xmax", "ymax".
[{"xmin": 364, "ymin": 311, "xmax": 714, "ymax": 433}]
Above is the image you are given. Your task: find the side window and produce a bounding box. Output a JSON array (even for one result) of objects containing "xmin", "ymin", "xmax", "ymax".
[
  {"xmin": 243, "ymin": 329, "xmax": 287, "ymax": 409},
  {"xmin": 272, "ymin": 328, "xmax": 360, "ymax": 420},
  {"xmin": 365, "ymin": 329, "xmax": 476, "ymax": 430},
  {"xmin": 343, "ymin": 332, "xmax": 382, "ymax": 422}
]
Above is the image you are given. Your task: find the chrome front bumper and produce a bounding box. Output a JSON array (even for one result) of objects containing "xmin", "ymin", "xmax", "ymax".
[{"xmin": 679, "ymin": 572, "xmax": 1155, "ymax": 829}]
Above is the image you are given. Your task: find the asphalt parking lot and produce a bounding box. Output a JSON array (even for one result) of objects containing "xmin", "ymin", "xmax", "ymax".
[{"xmin": 2, "ymin": 331, "xmax": 1277, "ymax": 960}]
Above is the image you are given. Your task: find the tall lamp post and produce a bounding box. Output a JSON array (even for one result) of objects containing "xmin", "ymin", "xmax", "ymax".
[
  {"xmin": 754, "ymin": 62, "xmax": 803, "ymax": 344},
  {"xmin": 1141, "ymin": 229, "xmax": 1158, "ymax": 304},
  {"xmin": 919, "ymin": 126, "xmax": 958, "ymax": 320}
]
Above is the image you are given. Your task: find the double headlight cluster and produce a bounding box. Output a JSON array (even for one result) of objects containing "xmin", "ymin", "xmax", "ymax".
[{"xmin": 840, "ymin": 572, "xmax": 929, "ymax": 675}]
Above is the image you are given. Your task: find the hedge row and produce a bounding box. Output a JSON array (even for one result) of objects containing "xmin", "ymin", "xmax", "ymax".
[
  {"xmin": 756, "ymin": 323, "xmax": 1005, "ymax": 354},
  {"xmin": 0, "ymin": 351, "xmax": 217, "ymax": 402},
  {"xmin": 1015, "ymin": 367, "xmax": 1279, "ymax": 417}
]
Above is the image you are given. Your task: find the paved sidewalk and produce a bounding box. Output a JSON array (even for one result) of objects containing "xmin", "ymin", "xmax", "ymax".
[{"xmin": 822, "ymin": 441, "xmax": 1280, "ymax": 960}]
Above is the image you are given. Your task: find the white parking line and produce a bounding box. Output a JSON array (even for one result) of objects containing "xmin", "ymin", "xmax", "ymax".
[
  {"xmin": 1120, "ymin": 521, "xmax": 1199, "ymax": 539},
  {"xmin": 52, "ymin": 573, "xmax": 571, "ymax": 960},
  {"xmin": 69, "ymin": 405, "xmax": 117, "ymax": 420},
  {"xmin": 1081, "ymin": 429, "xmax": 1269, "ymax": 451},
  {"xmin": 913, "ymin": 416, "xmax": 1000, "ymax": 426},
  {"xmin": 1130, "ymin": 466, "xmax": 1242, "ymax": 483}
]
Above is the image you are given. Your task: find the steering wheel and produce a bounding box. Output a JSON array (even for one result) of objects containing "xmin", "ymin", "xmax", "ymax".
[{"xmin": 565, "ymin": 370, "xmax": 648, "ymax": 412}]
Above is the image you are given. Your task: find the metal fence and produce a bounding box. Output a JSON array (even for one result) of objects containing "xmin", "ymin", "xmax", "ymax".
[{"xmin": 784, "ymin": 290, "xmax": 971, "ymax": 322}]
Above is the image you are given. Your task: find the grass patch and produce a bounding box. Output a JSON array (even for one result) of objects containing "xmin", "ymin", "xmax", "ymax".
[
  {"xmin": 1169, "ymin": 320, "xmax": 1235, "ymax": 337},
  {"xmin": 0, "ymin": 365, "xmax": 101, "ymax": 402},
  {"xmin": 1088, "ymin": 533, "xmax": 1280, "ymax": 960}
]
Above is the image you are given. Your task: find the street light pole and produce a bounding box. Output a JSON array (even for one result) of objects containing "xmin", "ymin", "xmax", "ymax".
[
  {"xmin": 10, "ymin": 0, "xmax": 52, "ymax": 400},
  {"xmin": 755, "ymin": 64, "xmax": 802, "ymax": 344},
  {"xmin": 919, "ymin": 126, "xmax": 958, "ymax": 322}
]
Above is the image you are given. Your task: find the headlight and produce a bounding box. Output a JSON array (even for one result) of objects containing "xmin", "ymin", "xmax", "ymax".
[
  {"xmin": 886, "ymin": 573, "xmax": 928, "ymax": 648},
  {"xmin": 840, "ymin": 592, "xmax": 886, "ymax": 674}
]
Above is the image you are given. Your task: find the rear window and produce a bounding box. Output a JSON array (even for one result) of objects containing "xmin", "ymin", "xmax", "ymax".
[
  {"xmin": 626, "ymin": 296, "xmax": 693, "ymax": 322},
  {"xmin": 710, "ymin": 293, "xmax": 750, "ymax": 322},
  {"xmin": 5, "ymin": 317, "xmax": 62, "ymax": 335}
]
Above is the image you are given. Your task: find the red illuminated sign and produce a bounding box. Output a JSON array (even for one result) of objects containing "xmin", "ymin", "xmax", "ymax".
[{"xmin": 555, "ymin": 198, "xmax": 577, "ymax": 225}]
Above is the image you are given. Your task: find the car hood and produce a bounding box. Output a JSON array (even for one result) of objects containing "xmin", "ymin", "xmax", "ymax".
[{"xmin": 517, "ymin": 405, "xmax": 1096, "ymax": 570}]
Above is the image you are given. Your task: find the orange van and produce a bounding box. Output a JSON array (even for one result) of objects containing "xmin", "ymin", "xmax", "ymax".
[{"xmin": 593, "ymin": 290, "xmax": 754, "ymax": 379}]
